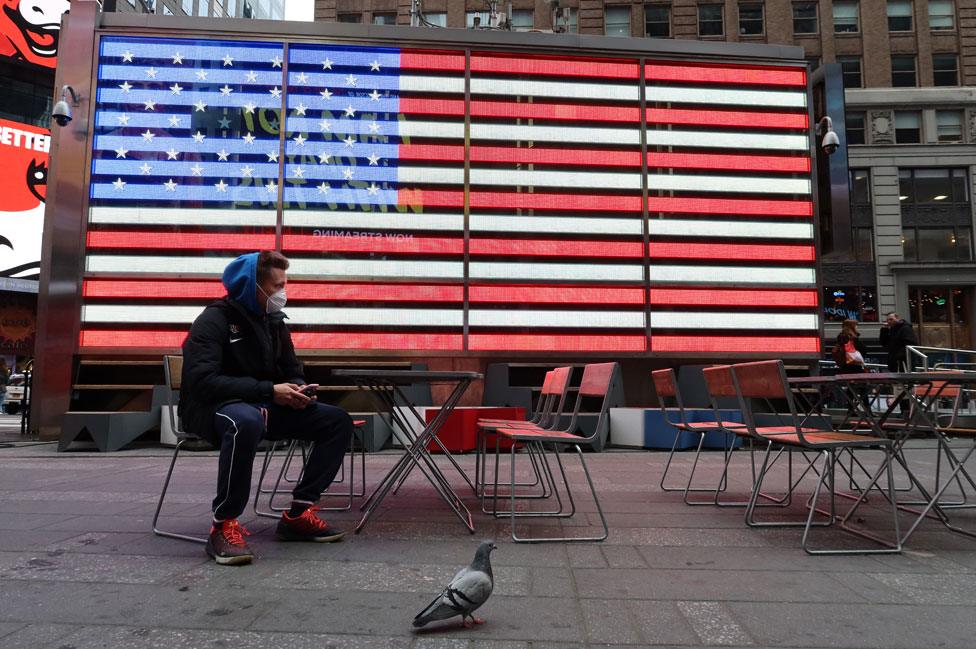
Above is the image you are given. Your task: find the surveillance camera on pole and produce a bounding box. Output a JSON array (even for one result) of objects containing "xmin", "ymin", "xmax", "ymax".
[
  {"xmin": 818, "ymin": 116, "xmax": 840, "ymax": 155},
  {"xmin": 52, "ymin": 85, "xmax": 80, "ymax": 127}
]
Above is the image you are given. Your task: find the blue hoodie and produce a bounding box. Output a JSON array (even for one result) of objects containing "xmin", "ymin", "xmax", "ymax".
[{"xmin": 221, "ymin": 252, "xmax": 262, "ymax": 316}]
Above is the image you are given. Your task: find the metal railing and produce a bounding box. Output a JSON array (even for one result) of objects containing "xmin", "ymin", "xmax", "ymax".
[{"xmin": 905, "ymin": 345, "xmax": 976, "ymax": 373}]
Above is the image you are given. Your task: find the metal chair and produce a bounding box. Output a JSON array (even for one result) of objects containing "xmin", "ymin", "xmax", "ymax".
[
  {"xmin": 732, "ymin": 360, "xmax": 901, "ymax": 555},
  {"xmin": 491, "ymin": 362, "xmax": 619, "ymax": 543},
  {"xmin": 152, "ymin": 355, "xmax": 208, "ymax": 544}
]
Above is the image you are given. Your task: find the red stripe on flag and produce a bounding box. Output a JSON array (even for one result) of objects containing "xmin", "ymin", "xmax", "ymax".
[
  {"xmin": 83, "ymin": 279, "xmax": 224, "ymax": 298},
  {"xmin": 648, "ymin": 196, "xmax": 812, "ymax": 217},
  {"xmin": 282, "ymin": 234, "xmax": 464, "ymax": 256},
  {"xmin": 649, "ymin": 242, "xmax": 816, "ymax": 262},
  {"xmin": 645, "ymin": 63, "xmax": 807, "ymax": 87},
  {"xmin": 652, "ymin": 335, "xmax": 821, "ymax": 353},
  {"xmin": 86, "ymin": 231, "xmax": 275, "ymax": 250},
  {"xmin": 469, "ymin": 333, "xmax": 647, "ymax": 352},
  {"xmin": 471, "ymin": 53, "xmax": 640, "ymax": 79},
  {"xmin": 398, "ymin": 144, "xmax": 642, "ymax": 167},
  {"xmin": 396, "ymin": 190, "xmax": 644, "ymax": 212},
  {"xmin": 288, "ymin": 283, "xmax": 464, "ymax": 303},
  {"xmin": 80, "ymin": 330, "xmax": 187, "ymax": 348},
  {"xmin": 647, "ymin": 152, "xmax": 810, "ymax": 173},
  {"xmin": 470, "ymin": 239, "xmax": 643, "ymax": 259},
  {"xmin": 470, "ymin": 284, "xmax": 646, "ymax": 305},
  {"xmin": 399, "ymin": 51, "xmax": 466, "ymax": 72},
  {"xmin": 292, "ymin": 332, "xmax": 463, "ymax": 350},
  {"xmin": 647, "ymin": 107, "xmax": 808, "ymax": 130},
  {"xmin": 397, "ymin": 97, "xmax": 465, "ymax": 117},
  {"xmin": 650, "ymin": 288, "xmax": 819, "ymax": 308}
]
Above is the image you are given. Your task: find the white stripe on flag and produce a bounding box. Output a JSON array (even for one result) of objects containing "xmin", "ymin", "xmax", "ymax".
[
  {"xmin": 289, "ymin": 258, "xmax": 464, "ymax": 279},
  {"xmin": 399, "ymin": 121, "xmax": 466, "ymax": 139},
  {"xmin": 87, "ymin": 255, "xmax": 232, "ymax": 274},
  {"xmin": 649, "ymin": 265, "xmax": 816, "ymax": 285},
  {"xmin": 650, "ymin": 312, "xmax": 819, "ymax": 330},
  {"xmin": 398, "ymin": 75, "xmax": 466, "ymax": 94},
  {"xmin": 470, "ymin": 262, "xmax": 644, "ymax": 282},
  {"xmin": 648, "ymin": 174, "xmax": 810, "ymax": 195},
  {"xmin": 651, "ymin": 86, "xmax": 807, "ymax": 108},
  {"xmin": 470, "ymin": 123, "xmax": 640, "ymax": 145},
  {"xmin": 470, "ymin": 309, "xmax": 645, "ymax": 328},
  {"xmin": 82, "ymin": 305, "xmax": 464, "ymax": 326},
  {"xmin": 471, "ymin": 214, "xmax": 642, "ymax": 236},
  {"xmin": 646, "ymin": 130, "xmax": 809, "ymax": 151},
  {"xmin": 648, "ymin": 219, "xmax": 813, "ymax": 240},
  {"xmin": 284, "ymin": 211, "xmax": 464, "ymax": 231},
  {"xmin": 468, "ymin": 168, "xmax": 641, "ymax": 190},
  {"xmin": 89, "ymin": 207, "xmax": 277, "ymax": 226},
  {"xmin": 469, "ymin": 77, "xmax": 639, "ymax": 102}
]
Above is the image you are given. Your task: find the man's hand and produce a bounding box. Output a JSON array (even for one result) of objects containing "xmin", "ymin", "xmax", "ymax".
[{"xmin": 272, "ymin": 383, "xmax": 312, "ymax": 410}]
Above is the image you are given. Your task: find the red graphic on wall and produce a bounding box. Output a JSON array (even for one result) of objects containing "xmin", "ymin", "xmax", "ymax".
[
  {"xmin": 0, "ymin": 117, "xmax": 49, "ymax": 279},
  {"xmin": 1, "ymin": 0, "xmax": 70, "ymax": 69}
]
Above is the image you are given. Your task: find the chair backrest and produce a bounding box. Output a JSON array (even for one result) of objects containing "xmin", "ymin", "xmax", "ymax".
[
  {"xmin": 702, "ymin": 365, "xmax": 735, "ymax": 398},
  {"xmin": 542, "ymin": 366, "xmax": 574, "ymax": 429},
  {"xmin": 651, "ymin": 368, "xmax": 692, "ymax": 427},
  {"xmin": 730, "ymin": 359, "xmax": 813, "ymax": 443},
  {"xmin": 163, "ymin": 355, "xmax": 183, "ymax": 436},
  {"xmin": 558, "ymin": 362, "xmax": 619, "ymax": 442}
]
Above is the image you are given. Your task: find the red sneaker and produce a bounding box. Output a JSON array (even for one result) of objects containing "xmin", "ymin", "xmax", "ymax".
[
  {"xmin": 276, "ymin": 506, "xmax": 346, "ymax": 543},
  {"xmin": 205, "ymin": 519, "xmax": 254, "ymax": 566}
]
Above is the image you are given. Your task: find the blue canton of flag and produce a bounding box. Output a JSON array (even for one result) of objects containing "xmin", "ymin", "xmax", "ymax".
[{"xmin": 90, "ymin": 36, "xmax": 286, "ymax": 208}]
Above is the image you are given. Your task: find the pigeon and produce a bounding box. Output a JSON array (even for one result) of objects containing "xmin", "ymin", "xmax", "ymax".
[{"xmin": 413, "ymin": 540, "xmax": 496, "ymax": 629}]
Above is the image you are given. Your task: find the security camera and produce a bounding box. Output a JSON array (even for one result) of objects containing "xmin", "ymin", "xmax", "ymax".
[
  {"xmin": 821, "ymin": 130, "xmax": 840, "ymax": 155},
  {"xmin": 51, "ymin": 85, "xmax": 80, "ymax": 128},
  {"xmin": 52, "ymin": 100, "xmax": 72, "ymax": 126}
]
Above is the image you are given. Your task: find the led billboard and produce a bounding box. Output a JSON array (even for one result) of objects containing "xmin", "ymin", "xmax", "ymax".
[{"xmin": 0, "ymin": 117, "xmax": 48, "ymax": 280}]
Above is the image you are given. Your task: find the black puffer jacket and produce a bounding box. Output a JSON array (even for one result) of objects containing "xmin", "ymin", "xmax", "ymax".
[
  {"xmin": 179, "ymin": 298, "xmax": 304, "ymax": 444},
  {"xmin": 879, "ymin": 319, "xmax": 918, "ymax": 372}
]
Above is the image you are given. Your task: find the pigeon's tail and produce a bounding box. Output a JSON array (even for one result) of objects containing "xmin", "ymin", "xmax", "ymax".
[{"xmin": 412, "ymin": 615, "xmax": 430, "ymax": 628}]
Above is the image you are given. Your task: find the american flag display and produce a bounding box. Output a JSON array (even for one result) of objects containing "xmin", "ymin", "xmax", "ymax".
[{"xmin": 79, "ymin": 34, "xmax": 819, "ymax": 356}]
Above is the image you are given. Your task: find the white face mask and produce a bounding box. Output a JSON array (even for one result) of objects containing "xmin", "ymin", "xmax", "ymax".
[{"xmin": 259, "ymin": 285, "xmax": 287, "ymax": 313}]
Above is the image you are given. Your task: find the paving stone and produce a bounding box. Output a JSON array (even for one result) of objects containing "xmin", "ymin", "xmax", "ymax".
[
  {"xmin": 0, "ymin": 549, "xmax": 207, "ymax": 585},
  {"xmin": 60, "ymin": 626, "xmax": 411, "ymax": 649},
  {"xmin": 676, "ymin": 601, "xmax": 754, "ymax": 646},
  {"xmin": 0, "ymin": 623, "xmax": 77, "ymax": 649}
]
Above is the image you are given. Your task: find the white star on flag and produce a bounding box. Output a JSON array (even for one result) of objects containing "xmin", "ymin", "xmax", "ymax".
[
  {"xmin": 194, "ymin": 100, "xmax": 207, "ymax": 112},
  {"xmin": 265, "ymin": 180, "xmax": 277, "ymax": 193},
  {"xmin": 116, "ymin": 114, "xmax": 130, "ymax": 125},
  {"xmin": 295, "ymin": 103, "xmax": 307, "ymax": 116},
  {"xmin": 344, "ymin": 105, "xmax": 356, "ymax": 117},
  {"xmin": 169, "ymin": 83, "xmax": 183, "ymax": 95},
  {"xmin": 345, "ymin": 74, "xmax": 357, "ymax": 86},
  {"xmin": 268, "ymin": 117, "xmax": 280, "ymax": 130},
  {"xmin": 168, "ymin": 115, "xmax": 181, "ymax": 127},
  {"xmin": 223, "ymin": 54, "xmax": 234, "ymax": 66},
  {"xmin": 217, "ymin": 117, "xmax": 231, "ymax": 129},
  {"xmin": 164, "ymin": 178, "xmax": 178, "ymax": 191},
  {"xmin": 112, "ymin": 177, "xmax": 126, "ymax": 190},
  {"xmin": 114, "ymin": 147, "xmax": 128, "ymax": 158},
  {"xmin": 143, "ymin": 99, "xmax": 156, "ymax": 110},
  {"xmin": 119, "ymin": 81, "xmax": 133, "ymax": 93},
  {"xmin": 266, "ymin": 151, "xmax": 279, "ymax": 162},
  {"xmin": 240, "ymin": 165, "xmax": 254, "ymax": 177},
  {"xmin": 141, "ymin": 130, "xmax": 155, "ymax": 142},
  {"xmin": 192, "ymin": 130, "xmax": 206, "ymax": 143},
  {"xmin": 270, "ymin": 87, "xmax": 282, "ymax": 99},
  {"xmin": 139, "ymin": 163, "xmax": 152, "ymax": 175},
  {"xmin": 121, "ymin": 50, "xmax": 134, "ymax": 62},
  {"xmin": 369, "ymin": 89, "xmax": 381, "ymax": 101},
  {"xmin": 242, "ymin": 132, "xmax": 256, "ymax": 144},
  {"xmin": 190, "ymin": 164, "xmax": 204, "ymax": 176},
  {"xmin": 245, "ymin": 70, "xmax": 258, "ymax": 82},
  {"xmin": 292, "ymin": 166, "xmax": 305, "ymax": 178},
  {"xmin": 293, "ymin": 133, "xmax": 307, "ymax": 147},
  {"xmin": 343, "ymin": 168, "xmax": 354, "ymax": 180},
  {"xmin": 243, "ymin": 101, "xmax": 256, "ymax": 114},
  {"xmin": 318, "ymin": 119, "xmax": 331, "ymax": 132},
  {"xmin": 317, "ymin": 151, "xmax": 331, "ymax": 164},
  {"xmin": 367, "ymin": 183, "xmax": 380, "ymax": 195},
  {"xmin": 369, "ymin": 60, "xmax": 381, "ymax": 71},
  {"xmin": 271, "ymin": 55, "xmax": 283, "ymax": 68},
  {"xmin": 166, "ymin": 148, "xmax": 180, "ymax": 160},
  {"xmin": 343, "ymin": 135, "xmax": 356, "ymax": 147},
  {"xmin": 319, "ymin": 88, "xmax": 332, "ymax": 100},
  {"xmin": 216, "ymin": 149, "xmax": 230, "ymax": 161},
  {"xmin": 317, "ymin": 182, "xmax": 330, "ymax": 193},
  {"xmin": 220, "ymin": 85, "xmax": 233, "ymax": 96},
  {"xmin": 215, "ymin": 179, "xmax": 228, "ymax": 192},
  {"xmin": 367, "ymin": 153, "xmax": 380, "ymax": 165},
  {"xmin": 322, "ymin": 58, "xmax": 333, "ymax": 69},
  {"xmin": 368, "ymin": 121, "xmax": 380, "ymax": 133},
  {"xmin": 295, "ymin": 72, "xmax": 309, "ymax": 84},
  {"xmin": 145, "ymin": 67, "xmax": 157, "ymax": 78},
  {"xmin": 172, "ymin": 52, "xmax": 184, "ymax": 64},
  {"xmin": 196, "ymin": 69, "xmax": 208, "ymax": 80}
]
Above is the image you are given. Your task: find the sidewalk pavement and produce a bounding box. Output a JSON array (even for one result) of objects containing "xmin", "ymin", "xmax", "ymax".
[{"xmin": 2, "ymin": 441, "xmax": 976, "ymax": 649}]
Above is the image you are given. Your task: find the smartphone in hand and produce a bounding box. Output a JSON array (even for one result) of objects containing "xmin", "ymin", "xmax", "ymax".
[{"xmin": 301, "ymin": 384, "xmax": 319, "ymax": 397}]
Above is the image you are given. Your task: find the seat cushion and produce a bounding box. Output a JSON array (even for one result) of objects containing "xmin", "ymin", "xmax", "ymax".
[{"xmin": 496, "ymin": 427, "xmax": 580, "ymax": 442}]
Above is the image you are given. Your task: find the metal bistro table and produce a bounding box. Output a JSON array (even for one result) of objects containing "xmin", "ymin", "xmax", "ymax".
[
  {"xmin": 790, "ymin": 371, "xmax": 976, "ymax": 545},
  {"xmin": 332, "ymin": 369, "xmax": 483, "ymax": 534}
]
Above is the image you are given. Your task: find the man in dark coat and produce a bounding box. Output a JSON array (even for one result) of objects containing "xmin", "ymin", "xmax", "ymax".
[
  {"xmin": 181, "ymin": 250, "xmax": 352, "ymax": 565},
  {"xmin": 879, "ymin": 311, "xmax": 918, "ymax": 372}
]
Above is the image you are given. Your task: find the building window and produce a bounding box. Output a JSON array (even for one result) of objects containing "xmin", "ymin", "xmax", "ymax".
[
  {"xmin": 850, "ymin": 169, "xmax": 871, "ymax": 204},
  {"xmin": 903, "ymin": 228, "xmax": 973, "ymax": 261},
  {"xmin": 909, "ymin": 286, "xmax": 972, "ymax": 348},
  {"xmin": 838, "ymin": 57, "xmax": 862, "ymax": 88},
  {"xmin": 738, "ymin": 3, "xmax": 763, "ymax": 35},
  {"xmin": 793, "ymin": 3, "xmax": 818, "ymax": 34},
  {"xmin": 891, "ymin": 55, "xmax": 917, "ymax": 87},
  {"xmin": 894, "ymin": 111, "xmax": 921, "ymax": 143},
  {"xmin": 887, "ymin": 0, "xmax": 912, "ymax": 31},
  {"xmin": 846, "ymin": 111, "xmax": 865, "ymax": 144},
  {"xmin": 645, "ymin": 4, "xmax": 670, "ymax": 37},
  {"xmin": 181, "ymin": 0, "xmax": 192, "ymax": 14},
  {"xmin": 372, "ymin": 12, "xmax": 396, "ymax": 24},
  {"xmin": 929, "ymin": 0, "xmax": 954, "ymax": 30},
  {"xmin": 933, "ymin": 54, "xmax": 959, "ymax": 86},
  {"xmin": 466, "ymin": 11, "xmax": 487, "ymax": 27},
  {"xmin": 833, "ymin": 0, "xmax": 859, "ymax": 33},
  {"xmin": 823, "ymin": 287, "xmax": 879, "ymax": 322},
  {"xmin": 559, "ymin": 7, "xmax": 578, "ymax": 32},
  {"xmin": 853, "ymin": 228, "xmax": 875, "ymax": 261},
  {"xmin": 698, "ymin": 4, "xmax": 724, "ymax": 36},
  {"xmin": 423, "ymin": 11, "xmax": 446, "ymax": 26},
  {"xmin": 337, "ymin": 12, "xmax": 362, "ymax": 22},
  {"xmin": 899, "ymin": 168, "xmax": 969, "ymax": 204},
  {"xmin": 605, "ymin": 5, "xmax": 631, "ymax": 37},
  {"xmin": 936, "ymin": 110, "xmax": 963, "ymax": 143},
  {"xmin": 510, "ymin": 9, "xmax": 534, "ymax": 30}
]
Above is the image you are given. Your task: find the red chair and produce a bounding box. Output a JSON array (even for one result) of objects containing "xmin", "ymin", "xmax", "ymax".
[
  {"xmin": 491, "ymin": 362, "xmax": 618, "ymax": 543},
  {"xmin": 653, "ymin": 368, "xmax": 745, "ymax": 505},
  {"xmin": 731, "ymin": 360, "xmax": 901, "ymax": 554}
]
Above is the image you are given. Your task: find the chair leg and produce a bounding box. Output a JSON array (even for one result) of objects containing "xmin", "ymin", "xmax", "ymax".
[
  {"xmin": 484, "ymin": 441, "xmax": 563, "ymax": 516},
  {"xmin": 745, "ymin": 444, "xmax": 832, "ymax": 529},
  {"xmin": 153, "ymin": 438, "xmax": 207, "ymax": 544}
]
